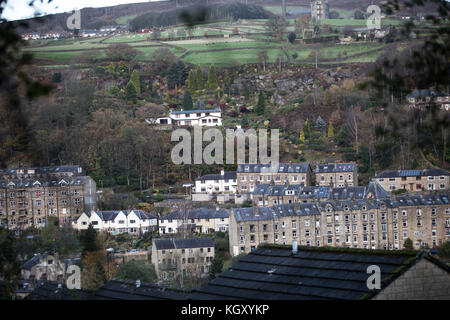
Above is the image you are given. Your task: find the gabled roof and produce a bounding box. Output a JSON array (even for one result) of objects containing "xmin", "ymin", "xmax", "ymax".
[
  {"xmin": 375, "ymin": 168, "xmax": 449, "ymax": 178},
  {"xmin": 171, "ymin": 108, "xmax": 221, "ymax": 114},
  {"xmin": 315, "ymin": 163, "xmax": 356, "ymax": 173},
  {"xmin": 189, "ymin": 246, "xmax": 418, "ymax": 300},
  {"xmin": 162, "ymin": 208, "xmax": 229, "ymax": 221},
  {"xmin": 198, "ymin": 171, "xmax": 236, "ymax": 181},
  {"xmin": 90, "ymin": 210, "xmax": 157, "ymax": 222},
  {"xmin": 153, "ymin": 237, "xmax": 214, "ymax": 250},
  {"xmin": 237, "ymin": 163, "xmax": 311, "ymax": 173},
  {"xmin": 22, "ymin": 254, "xmax": 46, "ymax": 270},
  {"xmin": 365, "ymin": 180, "xmax": 390, "ymax": 199},
  {"xmin": 406, "ymin": 89, "xmax": 449, "ymax": 98}
]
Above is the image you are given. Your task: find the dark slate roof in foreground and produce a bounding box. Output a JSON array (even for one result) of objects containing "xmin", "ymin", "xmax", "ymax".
[
  {"xmin": 94, "ymin": 279, "xmax": 190, "ymax": 300},
  {"xmin": 190, "ymin": 246, "xmax": 418, "ymax": 300},
  {"xmin": 24, "ymin": 281, "xmax": 93, "ymax": 300},
  {"xmin": 153, "ymin": 237, "xmax": 214, "ymax": 250}
]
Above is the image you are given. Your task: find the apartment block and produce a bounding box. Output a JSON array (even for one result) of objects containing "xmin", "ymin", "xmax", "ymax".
[
  {"xmin": 229, "ymin": 193, "xmax": 450, "ymax": 256},
  {"xmin": 374, "ymin": 169, "xmax": 449, "ymax": 192},
  {"xmin": 151, "ymin": 238, "xmax": 215, "ymax": 281},
  {"xmin": 236, "ymin": 163, "xmax": 314, "ymax": 194},
  {"xmin": 315, "ymin": 163, "xmax": 358, "ymax": 187},
  {"xmin": 0, "ymin": 166, "xmax": 96, "ymax": 230}
]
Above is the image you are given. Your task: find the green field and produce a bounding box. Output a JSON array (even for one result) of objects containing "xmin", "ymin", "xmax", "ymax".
[
  {"xmin": 263, "ymin": 5, "xmax": 309, "ymax": 15},
  {"xmin": 115, "ymin": 14, "xmax": 137, "ymax": 25},
  {"xmin": 183, "ymin": 48, "xmax": 289, "ymax": 67},
  {"xmin": 167, "ymin": 40, "xmax": 273, "ymax": 50}
]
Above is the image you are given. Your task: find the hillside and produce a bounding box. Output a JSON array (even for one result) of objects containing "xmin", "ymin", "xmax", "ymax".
[{"xmin": 13, "ymin": 0, "xmax": 441, "ymax": 34}]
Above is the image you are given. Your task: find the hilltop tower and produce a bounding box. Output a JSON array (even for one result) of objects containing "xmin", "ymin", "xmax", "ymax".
[{"xmin": 311, "ymin": 0, "xmax": 330, "ymax": 21}]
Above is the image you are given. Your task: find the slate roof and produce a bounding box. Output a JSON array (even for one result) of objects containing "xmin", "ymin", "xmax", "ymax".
[
  {"xmin": 88, "ymin": 210, "xmax": 157, "ymax": 222},
  {"xmin": 93, "ymin": 279, "xmax": 190, "ymax": 300},
  {"xmin": 375, "ymin": 168, "xmax": 449, "ymax": 178},
  {"xmin": 0, "ymin": 176, "xmax": 90, "ymax": 188},
  {"xmin": 162, "ymin": 207, "xmax": 230, "ymax": 221},
  {"xmin": 153, "ymin": 237, "xmax": 214, "ymax": 250},
  {"xmin": 406, "ymin": 89, "xmax": 449, "ymax": 98},
  {"xmin": 189, "ymin": 246, "xmax": 419, "ymax": 300},
  {"xmin": 237, "ymin": 163, "xmax": 311, "ymax": 173},
  {"xmin": 315, "ymin": 163, "xmax": 356, "ymax": 173},
  {"xmin": 24, "ymin": 281, "xmax": 93, "ymax": 300},
  {"xmin": 171, "ymin": 108, "xmax": 221, "ymax": 114},
  {"xmin": 255, "ymin": 182, "xmax": 388, "ymax": 201},
  {"xmin": 365, "ymin": 180, "xmax": 390, "ymax": 199},
  {"xmin": 22, "ymin": 254, "xmax": 46, "ymax": 270},
  {"xmin": 233, "ymin": 203, "xmax": 321, "ymax": 222},
  {"xmin": 198, "ymin": 171, "xmax": 236, "ymax": 181},
  {"xmin": 0, "ymin": 165, "xmax": 82, "ymax": 177}
]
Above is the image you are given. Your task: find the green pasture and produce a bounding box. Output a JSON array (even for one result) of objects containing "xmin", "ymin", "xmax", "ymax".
[{"xmin": 183, "ymin": 48, "xmax": 289, "ymax": 67}]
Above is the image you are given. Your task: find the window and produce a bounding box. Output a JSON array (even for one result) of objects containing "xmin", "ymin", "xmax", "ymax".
[
  {"xmin": 305, "ymin": 220, "xmax": 310, "ymax": 227},
  {"xmin": 402, "ymin": 220, "xmax": 408, "ymax": 227},
  {"xmin": 393, "ymin": 211, "xmax": 398, "ymax": 219}
]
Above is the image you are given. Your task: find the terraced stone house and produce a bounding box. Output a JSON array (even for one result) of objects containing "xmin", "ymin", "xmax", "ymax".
[
  {"xmin": 229, "ymin": 192, "xmax": 450, "ymax": 256},
  {"xmin": 236, "ymin": 163, "xmax": 314, "ymax": 195},
  {"xmin": 0, "ymin": 166, "xmax": 96, "ymax": 230},
  {"xmin": 374, "ymin": 168, "xmax": 449, "ymax": 192}
]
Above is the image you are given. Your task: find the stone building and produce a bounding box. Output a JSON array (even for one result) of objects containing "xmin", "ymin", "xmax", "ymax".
[
  {"xmin": 151, "ymin": 238, "xmax": 215, "ymax": 282},
  {"xmin": 315, "ymin": 162, "xmax": 358, "ymax": 187},
  {"xmin": 229, "ymin": 192, "xmax": 450, "ymax": 256},
  {"xmin": 236, "ymin": 163, "xmax": 314, "ymax": 195},
  {"xmin": 159, "ymin": 207, "xmax": 230, "ymax": 235},
  {"xmin": 406, "ymin": 89, "xmax": 450, "ymax": 111},
  {"xmin": 252, "ymin": 181, "xmax": 386, "ymax": 207},
  {"xmin": 374, "ymin": 168, "xmax": 449, "ymax": 192},
  {"xmin": 21, "ymin": 253, "xmax": 80, "ymax": 284},
  {"xmin": 311, "ymin": 0, "xmax": 329, "ymax": 20},
  {"xmin": 0, "ymin": 165, "xmax": 96, "ymax": 230}
]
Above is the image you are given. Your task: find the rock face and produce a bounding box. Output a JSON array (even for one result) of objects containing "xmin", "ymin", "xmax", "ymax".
[{"xmin": 230, "ymin": 64, "xmax": 362, "ymax": 108}]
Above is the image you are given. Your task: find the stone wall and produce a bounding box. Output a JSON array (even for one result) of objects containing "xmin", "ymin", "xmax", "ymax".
[{"xmin": 373, "ymin": 258, "xmax": 450, "ymax": 300}]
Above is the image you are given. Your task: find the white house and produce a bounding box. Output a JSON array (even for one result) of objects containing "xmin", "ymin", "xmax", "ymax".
[
  {"xmin": 73, "ymin": 210, "xmax": 157, "ymax": 235},
  {"xmin": 159, "ymin": 207, "xmax": 230, "ymax": 234},
  {"xmin": 146, "ymin": 108, "xmax": 222, "ymax": 127},
  {"xmin": 194, "ymin": 170, "xmax": 237, "ymax": 194},
  {"xmin": 81, "ymin": 29, "xmax": 99, "ymax": 38}
]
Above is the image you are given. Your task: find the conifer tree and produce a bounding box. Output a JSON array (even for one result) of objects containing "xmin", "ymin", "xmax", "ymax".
[
  {"xmin": 187, "ymin": 69, "xmax": 196, "ymax": 92},
  {"xmin": 255, "ymin": 90, "xmax": 266, "ymax": 115},
  {"xmin": 196, "ymin": 65, "xmax": 204, "ymax": 90},
  {"xmin": 304, "ymin": 119, "xmax": 311, "ymax": 138},
  {"xmin": 207, "ymin": 64, "xmax": 218, "ymax": 89},
  {"xmin": 328, "ymin": 121, "xmax": 335, "ymax": 138},
  {"xmin": 299, "ymin": 129, "xmax": 305, "ymax": 143},
  {"xmin": 182, "ymin": 89, "xmax": 193, "ymax": 110},
  {"xmin": 167, "ymin": 63, "xmax": 178, "ymax": 90},
  {"xmin": 130, "ymin": 69, "xmax": 140, "ymax": 94},
  {"xmin": 126, "ymin": 81, "xmax": 138, "ymax": 103}
]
